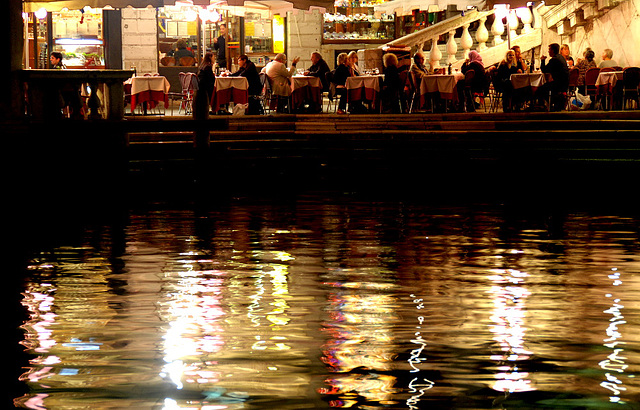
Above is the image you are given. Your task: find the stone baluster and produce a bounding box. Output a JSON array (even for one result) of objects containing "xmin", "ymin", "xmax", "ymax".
[
  {"xmin": 460, "ymin": 24, "xmax": 473, "ymax": 60},
  {"xmin": 516, "ymin": 7, "xmax": 533, "ymax": 34},
  {"xmin": 508, "ymin": 10, "xmax": 519, "ymax": 39},
  {"xmin": 492, "ymin": 14, "xmax": 505, "ymax": 45},
  {"xmin": 446, "ymin": 30, "xmax": 458, "ymax": 64},
  {"xmin": 429, "ymin": 37, "xmax": 442, "ymax": 69},
  {"xmin": 476, "ymin": 16, "xmax": 489, "ymax": 51}
]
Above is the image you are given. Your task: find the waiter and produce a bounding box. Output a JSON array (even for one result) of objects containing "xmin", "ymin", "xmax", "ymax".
[{"xmin": 213, "ymin": 23, "xmax": 229, "ymax": 71}]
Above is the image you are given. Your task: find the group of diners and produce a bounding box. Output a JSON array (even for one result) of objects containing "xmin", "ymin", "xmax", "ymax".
[{"xmin": 193, "ymin": 43, "xmax": 634, "ymax": 115}]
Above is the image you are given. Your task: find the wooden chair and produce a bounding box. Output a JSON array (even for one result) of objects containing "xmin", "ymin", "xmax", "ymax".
[
  {"xmin": 324, "ymin": 70, "xmax": 337, "ymax": 113},
  {"xmin": 407, "ymin": 71, "xmax": 421, "ymax": 113},
  {"xmin": 160, "ymin": 56, "xmax": 176, "ymax": 67},
  {"xmin": 584, "ymin": 67, "xmax": 600, "ymax": 107},
  {"xmin": 179, "ymin": 56, "xmax": 196, "ymax": 67},
  {"xmin": 565, "ymin": 67, "xmax": 579, "ymax": 110},
  {"xmin": 463, "ymin": 70, "xmax": 486, "ymax": 112}
]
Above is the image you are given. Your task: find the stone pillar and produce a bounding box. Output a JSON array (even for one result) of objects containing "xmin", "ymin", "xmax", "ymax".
[
  {"xmin": 516, "ymin": 7, "xmax": 533, "ymax": 34},
  {"xmin": 287, "ymin": 9, "xmax": 323, "ymax": 72},
  {"xmin": 122, "ymin": 7, "xmax": 159, "ymax": 74}
]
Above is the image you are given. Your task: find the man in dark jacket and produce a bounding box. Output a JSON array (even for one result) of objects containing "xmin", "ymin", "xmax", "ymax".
[
  {"xmin": 539, "ymin": 43, "xmax": 569, "ymax": 110},
  {"xmin": 231, "ymin": 55, "xmax": 263, "ymax": 114},
  {"xmin": 213, "ymin": 24, "xmax": 229, "ymax": 70},
  {"xmin": 304, "ymin": 52, "xmax": 330, "ymax": 92}
]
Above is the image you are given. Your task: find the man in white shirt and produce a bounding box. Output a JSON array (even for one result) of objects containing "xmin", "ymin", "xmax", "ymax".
[{"xmin": 262, "ymin": 53, "xmax": 300, "ymax": 112}]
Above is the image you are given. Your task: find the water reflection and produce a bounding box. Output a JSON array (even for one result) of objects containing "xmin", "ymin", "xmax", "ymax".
[{"xmin": 15, "ymin": 200, "xmax": 640, "ymax": 409}]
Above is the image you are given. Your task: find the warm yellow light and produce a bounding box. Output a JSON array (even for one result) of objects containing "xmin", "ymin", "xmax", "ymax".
[
  {"xmin": 35, "ymin": 8, "xmax": 48, "ymax": 20},
  {"xmin": 272, "ymin": 15, "xmax": 285, "ymax": 54}
]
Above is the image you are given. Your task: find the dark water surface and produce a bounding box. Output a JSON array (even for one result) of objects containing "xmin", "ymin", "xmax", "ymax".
[{"xmin": 9, "ymin": 162, "xmax": 640, "ymax": 409}]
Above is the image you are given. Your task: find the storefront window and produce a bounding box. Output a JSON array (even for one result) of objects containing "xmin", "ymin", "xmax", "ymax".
[
  {"xmin": 51, "ymin": 9, "xmax": 104, "ymax": 68},
  {"xmin": 158, "ymin": 5, "xmax": 199, "ymax": 66}
]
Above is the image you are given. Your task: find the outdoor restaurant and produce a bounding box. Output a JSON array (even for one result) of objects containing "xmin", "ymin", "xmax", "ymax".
[{"xmin": 16, "ymin": 0, "xmax": 640, "ymax": 119}]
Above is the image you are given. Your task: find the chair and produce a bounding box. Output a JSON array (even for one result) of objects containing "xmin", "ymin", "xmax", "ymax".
[
  {"xmin": 488, "ymin": 68, "xmax": 503, "ymax": 113},
  {"xmin": 463, "ymin": 70, "xmax": 486, "ymax": 112},
  {"xmin": 566, "ymin": 67, "xmax": 579, "ymax": 110},
  {"xmin": 178, "ymin": 72, "xmax": 198, "ymax": 115},
  {"xmin": 160, "ymin": 56, "xmax": 176, "ymax": 67},
  {"xmin": 622, "ymin": 67, "xmax": 640, "ymax": 110},
  {"xmin": 325, "ymin": 70, "xmax": 337, "ymax": 113},
  {"xmin": 584, "ymin": 67, "xmax": 600, "ymax": 106},
  {"xmin": 179, "ymin": 56, "xmax": 196, "ymax": 67}
]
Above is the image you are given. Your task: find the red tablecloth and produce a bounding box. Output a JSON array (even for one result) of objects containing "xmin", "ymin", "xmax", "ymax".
[
  {"xmin": 346, "ymin": 75, "xmax": 383, "ymax": 109},
  {"xmin": 125, "ymin": 76, "xmax": 170, "ymax": 113},
  {"xmin": 212, "ymin": 76, "xmax": 249, "ymax": 108},
  {"xmin": 291, "ymin": 76, "xmax": 322, "ymax": 109}
]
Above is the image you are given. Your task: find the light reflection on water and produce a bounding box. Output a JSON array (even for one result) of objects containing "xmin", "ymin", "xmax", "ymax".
[{"xmin": 15, "ymin": 198, "xmax": 640, "ymax": 409}]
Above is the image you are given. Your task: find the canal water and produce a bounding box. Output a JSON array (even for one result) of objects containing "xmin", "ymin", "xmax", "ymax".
[{"xmin": 10, "ymin": 163, "xmax": 640, "ymax": 409}]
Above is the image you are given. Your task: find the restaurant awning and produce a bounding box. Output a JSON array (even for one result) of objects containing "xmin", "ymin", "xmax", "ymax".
[
  {"xmin": 23, "ymin": 0, "xmax": 333, "ymax": 11},
  {"xmin": 23, "ymin": 0, "xmax": 163, "ymax": 12}
]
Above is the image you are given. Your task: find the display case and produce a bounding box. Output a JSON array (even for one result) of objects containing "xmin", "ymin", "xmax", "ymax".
[
  {"xmin": 323, "ymin": 3, "xmax": 395, "ymax": 44},
  {"xmin": 53, "ymin": 38, "xmax": 104, "ymax": 68}
]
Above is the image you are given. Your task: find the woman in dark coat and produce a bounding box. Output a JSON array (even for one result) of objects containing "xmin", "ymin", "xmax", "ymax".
[
  {"xmin": 460, "ymin": 50, "xmax": 488, "ymax": 111},
  {"xmin": 196, "ymin": 52, "xmax": 216, "ymax": 115}
]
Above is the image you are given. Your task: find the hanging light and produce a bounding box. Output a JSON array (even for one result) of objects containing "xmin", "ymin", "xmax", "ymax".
[
  {"xmin": 35, "ymin": 7, "xmax": 48, "ymax": 20},
  {"xmin": 185, "ymin": 8, "xmax": 198, "ymax": 22}
]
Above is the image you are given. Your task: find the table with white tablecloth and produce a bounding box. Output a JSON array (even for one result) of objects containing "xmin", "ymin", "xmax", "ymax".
[
  {"xmin": 291, "ymin": 76, "xmax": 322, "ymax": 111},
  {"xmin": 211, "ymin": 76, "xmax": 249, "ymax": 109},
  {"xmin": 346, "ymin": 75, "xmax": 384, "ymax": 110},
  {"xmin": 419, "ymin": 72, "xmax": 464, "ymax": 107},
  {"xmin": 125, "ymin": 75, "xmax": 171, "ymax": 114}
]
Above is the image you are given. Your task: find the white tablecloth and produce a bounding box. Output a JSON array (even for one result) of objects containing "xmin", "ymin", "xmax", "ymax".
[
  {"xmin": 127, "ymin": 76, "xmax": 171, "ymax": 95},
  {"xmin": 215, "ymin": 76, "xmax": 249, "ymax": 92},
  {"xmin": 420, "ymin": 73, "xmax": 464, "ymax": 97},
  {"xmin": 510, "ymin": 73, "xmax": 546, "ymax": 90},
  {"xmin": 595, "ymin": 71, "xmax": 624, "ymax": 88},
  {"xmin": 346, "ymin": 75, "xmax": 383, "ymax": 93}
]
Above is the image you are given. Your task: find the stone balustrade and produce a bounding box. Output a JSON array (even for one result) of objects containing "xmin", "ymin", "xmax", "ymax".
[
  {"xmin": 380, "ymin": 6, "xmax": 544, "ymax": 69},
  {"xmin": 21, "ymin": 69, "xmax": 135, "ymax": 120}
]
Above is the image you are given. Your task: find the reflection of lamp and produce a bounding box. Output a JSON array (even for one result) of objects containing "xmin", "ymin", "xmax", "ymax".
[{"xmin": 35, "ymin": 7, "xmax": 48, "ymax": 20}]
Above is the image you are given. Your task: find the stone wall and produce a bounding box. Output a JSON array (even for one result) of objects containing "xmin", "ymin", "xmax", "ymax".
[
  {"xmin": 121, "ymin": 7, "xmax": 158, "ymax": 75},
  {"xmin": 541, "ymin": 0, "xmax": 640, "ymax": 68},
  {"xmin": 286, "ymin": 9, "xmax": 325, "ymax": 71}
]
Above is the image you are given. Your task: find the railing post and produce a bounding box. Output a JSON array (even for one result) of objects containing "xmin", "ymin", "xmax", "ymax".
[
  {"xmin": 476, "ymin": 16, "xmax": 489, "ymax": 51},
  {"xmin": 508, "ymin": 10, "xmax": 519, "ymax": 41},
  {"xmin": 461, "ymin": 24, "xmax": 473, "ymax": 60},
  {"xmin": 492, "ymin": 15, "xmax": 505, "ymax": 46},
  {"xmin": 517, "ymin": 7, "xmax": 533, "ymax": 34},
  {"xmin": 429, "ymin": 37, "xmax": 442, "ymax": 69},
  {"xmin": 447, "ymin": 30, "xmax": 458, "ymax": 64}
]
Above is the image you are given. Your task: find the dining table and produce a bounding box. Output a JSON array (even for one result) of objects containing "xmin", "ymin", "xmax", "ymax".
[
  {"xmin": 419, "ymin": 72, "xmax": 465, "ymax": 108},
  {"xmin": 595, "ymin": 71, "xmax": 624, "ymax": 110},
  {"xmin": 291, "ymin": 76, "xmax": 323, "ymax": 112},
  {"xmin": 211, "ymin": 76, "xmax": 249, "ymax": 110},
  {"xmin": 346, "ymin": 75, "xmax": 384, "ymax": 111},
  {"xmin": 509, "ymin": 72, "xmax": 547, "ymax": 108},
  {"xmin": 125, "ymin": 75, "xmax": 171, "ymax": 114}
]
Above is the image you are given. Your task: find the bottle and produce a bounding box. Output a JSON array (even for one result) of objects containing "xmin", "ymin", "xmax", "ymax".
[{"xmin": 448, "ymin": 63, "xmax": 452, "ymax": 75}]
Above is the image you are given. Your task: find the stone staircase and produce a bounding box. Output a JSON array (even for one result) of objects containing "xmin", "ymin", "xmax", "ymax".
[{"xmin": 376, "ymin": 6, "xmax": 544, "ymax": 69}]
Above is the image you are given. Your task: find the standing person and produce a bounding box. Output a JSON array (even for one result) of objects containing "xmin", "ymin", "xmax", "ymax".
[
  {"xmin": 599, "ymin": 48, "xmax": 618, "ymax": 69},
  {"xmin": 213, "ymin": 23, "xmax": 229, "ymax": 70},
  {"xmin": 50, "ymin": 52, "xmax": 65, "ymax": 69},
  {"xmin": 538, "ymin": 43, "xmax": 569, "ymax": 111},
  {"xmin": 304, "ymin": 52, "xmax": 330, "ymax": 92},
  {"xmin": 231, "ymin": 54, "xmax": 263, "ymax": 114},
  {"xmin": 196, "ymin": 52, "xmax": 216, "ymax": 115},
  {"xmin": 262, "ymin": 53, "xmax": 300, "ymax": 112}
]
